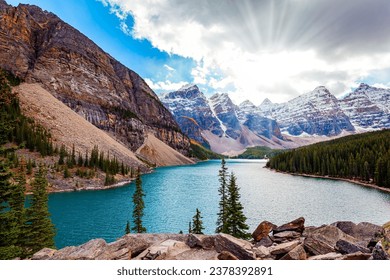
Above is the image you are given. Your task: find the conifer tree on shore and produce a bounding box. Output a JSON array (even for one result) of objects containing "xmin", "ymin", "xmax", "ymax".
[
  {"xmin": 125, "ymin": 221, "xmax": 130, "ymax": 234},
  {"xmin": 192, "ymin": 208, "xmax": 204, "ymax": 234},
  {"xmin": 25, "ymin": 166, "xmax": 55, "ymax": 255},
  {"xmin": 225, "ymin": 172, "xmax": 250, "ymax": 239},
  {"xmin": 216, "ymin": 158, "xmax": 229, "ymax": 233},
  {"xmin": 132, "ymin": 168, "xmax": 146, "ymax": 233}
]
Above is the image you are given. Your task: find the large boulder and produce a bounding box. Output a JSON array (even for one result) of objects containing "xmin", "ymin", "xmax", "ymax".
[
  {"xmin": 308, "ymin": 252, "xmax": 343, "ymax": 260},
  {"xmin": 272, "ymin": 230, "xmax": 301, "ymax": 242},
  {"xmin": 186, "ymin": 234, "xmax": 215, "ymax": 250},
  {"xmin": 332, "ymin": 221, "xmax": 383, "ymax": 244},
  {"xmin": 335, "ymin": 239, "xmax": 371, "ymax": 255},
  {"xmin": 31, "ymin": 248, "xmax": 57, "ymax": 260},
  {"xmin": 304, "ymin": 237, "xmax": 335, "ymax": 256},
  {"xmin": 273, "ymin": 217, "xmax": 305, "ymax": 234},
  {"xmin": 337, "ymin": 252, "xmax": 372, "ymax": 260},
  {"xmin": 253, "ymin": 246, "xmax": 272, "ymax": 259},
  {"xmin": 307, "ymin": 225, "xmax": 357, "ymax": 247},
  {"xmin": 269, "ymin": 240, "xmax": 300, "ymax": 256},
  {"xmin": 304, "ymin": 225, "xmax": 359, "ymax": 256},
  {"xmin": 173, "ymin": 249, "xmax": 219, "ymax": 260},
  {"xmin": 252, "ymin": 221, "xmax": 277, "ymax": 241},
  {"xmin": 134, "ymin": 239, "xmax": 190, "ymax": 260},
  {"xmin": 255, "ymin": 236, "xmax": 273, "ymax": 248},
  {"xmin": 67, "ymin": 239, "xmax": 108, "ymax": 260},
  {"xmin": 280, "ymin": 244, "xmax": 307, "ymax": 260},
  {"xmin": 331, "ymin": 221, "xmax": 357, "ymax": 236},
  {"xmin": 215, "ymin": 233, "xmax": 256, "ymax": 260}
]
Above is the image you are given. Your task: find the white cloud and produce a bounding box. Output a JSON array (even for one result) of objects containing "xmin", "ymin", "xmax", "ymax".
[
  {"xmin": 144, "ymin": 78, "xmax": 187, "ymax": 92},
  {"xmin": 99, "ymin": 0, "xmax": 390, "ymax": 104},
  {"xmin": 163, "ymin": 64, "xmax": 175, "ymax": 72},
  {"xmin": 372, "ymin": 83, "xmax": 390, "ymax": 89},
  {"xmin": 119, "ymin": 22, "xmax": 131, "ymax": 36}
]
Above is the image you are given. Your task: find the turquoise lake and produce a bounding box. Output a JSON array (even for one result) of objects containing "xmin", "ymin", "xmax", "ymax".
[{"xmin": 48, "ymin": 159, "xmax": 390, "ymax": 249}]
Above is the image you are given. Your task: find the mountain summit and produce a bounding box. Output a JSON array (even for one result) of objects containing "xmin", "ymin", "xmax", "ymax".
[{"xmin": 161, "ymin": 87, "xmax": 284, "ymax": 154}]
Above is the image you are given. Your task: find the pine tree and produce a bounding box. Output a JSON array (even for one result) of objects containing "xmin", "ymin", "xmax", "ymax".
[
  {"xmin": 25, "ymin": 166, "xmax": 55, "ymax": 256},
  {"xmin": 63, "ymin": 165, "xmax": 70, "ymax": 178},
  {"xmin": 132, "ymin": 168, "xmax": 146, "ymax": 233},
  {"xmin": 191, "ymin": 208, "xmax": 204, "ymax": 234},
  {"xmin": 0, "ymin": 159, "xmax": 22, "ymax": 259},
  {"xmin": 188, "ymin": 221, "xmax": 192, "ymax": 234},
  {"xmin": 225, "ymin": 172, "xmax": 250, "ymax": 239},
  {"xmin": 216, "ymin": 158, "xmax": 229, "ymax": 233},
  {"xmin": 125, "ymin": 221, "xmax": 131, "ymax": 234}
]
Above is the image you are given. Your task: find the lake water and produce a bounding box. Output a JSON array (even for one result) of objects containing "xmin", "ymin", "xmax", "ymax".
[{"xmin": 48, "ymin": 159, "xmax": 390, "ymax": 249}]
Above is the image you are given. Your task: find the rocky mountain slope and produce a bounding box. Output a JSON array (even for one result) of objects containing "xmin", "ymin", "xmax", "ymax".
[
  {"xmin": 15, "ymin": 83, "xmax": 142, "ymax": 168},
  {"xmin": 32, "ymin": 217, "xmax": 390, "ymax": 260},
  {"xmin": 258, "ymin": 86, "xmax": 355, "ymax": 136},
  {"xmin": 339, "ymin": 83, "xmax": 390, "ymax": 129},
  {"xmin": 0, "ymin": 0, "xmax": 190, "ymax": 160},
  {"xmin": 162, "ymin": 83, "xmax": 390, "ymax": 154},
  {"xmin": 161, "ymin": 85, "xmax": 287, "ymax": 155}
]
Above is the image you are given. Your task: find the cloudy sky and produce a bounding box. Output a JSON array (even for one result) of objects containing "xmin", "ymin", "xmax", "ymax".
[{"xmin": 7, "ymin": 0, "xmax": 390, "ymax": 104}]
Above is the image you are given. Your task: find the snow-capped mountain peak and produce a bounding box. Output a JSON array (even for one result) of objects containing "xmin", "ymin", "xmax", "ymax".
[
  {"xmin": 239, "ymin": 100, "xmax": 256, "ymax": 109},
  {"xmin": 178, "ymin": 83, "xmax": 198, "ymax": 91}
]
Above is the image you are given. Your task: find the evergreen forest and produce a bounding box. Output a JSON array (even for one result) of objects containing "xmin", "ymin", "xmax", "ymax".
[{"xmin": 267, "ymin": 130, "xmax": 390, "ymax": 188}]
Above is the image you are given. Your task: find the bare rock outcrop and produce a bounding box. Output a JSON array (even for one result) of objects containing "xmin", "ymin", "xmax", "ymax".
[{"xmin": 32, "ymin": 218, "xmax": 390, "ymax": 260}]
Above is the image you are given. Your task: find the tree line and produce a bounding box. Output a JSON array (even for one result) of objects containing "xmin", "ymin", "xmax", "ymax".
[{"xmin": 267, "ymin": 129, "xmax": 390, "ymax": 188}]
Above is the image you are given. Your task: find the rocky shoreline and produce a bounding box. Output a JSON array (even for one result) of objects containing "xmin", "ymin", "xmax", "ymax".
[
  {"xmin": 32, "ymin": 217, "xmax": 390, "ymax": 260},
  {"xmin": 270, "ymin": 169, "xmax": 390, "ymax": 194}
]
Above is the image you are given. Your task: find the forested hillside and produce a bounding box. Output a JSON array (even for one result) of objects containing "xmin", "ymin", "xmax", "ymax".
[
  {"xmin": 267, "ymin": 130, "xmax": 390, "ymax": 188},
  {"xmin": 235, "ymin": 146, "xmax": 284, "ymax": 159}
]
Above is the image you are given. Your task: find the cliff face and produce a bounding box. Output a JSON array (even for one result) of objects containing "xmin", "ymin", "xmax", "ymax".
[{"xmin": 0, "ymin": 1, "xmax": 190, "ymax": 155}]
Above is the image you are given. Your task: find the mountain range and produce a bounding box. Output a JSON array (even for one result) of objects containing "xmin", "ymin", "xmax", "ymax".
[{"xmin": 161, "ymin": 83, "xmax": 390, "ymax": 154}]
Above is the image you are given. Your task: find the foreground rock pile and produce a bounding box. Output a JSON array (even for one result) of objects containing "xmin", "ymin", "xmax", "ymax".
[{"xmin": 32, "ymin": 218, "xmax": 390, "ymax": 260}]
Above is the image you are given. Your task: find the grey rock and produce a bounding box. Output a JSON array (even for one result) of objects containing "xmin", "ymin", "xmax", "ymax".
[
  {"xmin": 65, "ymin": 239, "xmax": 108, "ymax": 260},
  {"xmin": 269, "ymin": 240, "xmax": 300, "ymax": 256},
  {"xmin": 306, "ymin": 225, "xmax": 357, "ymax": 248},
  {"xmin": 332, "ymin": 221, "xmax": 383, "ymax": 243},
  {"xmin": 31, "ymin": 248, "xmax": 57, "ymax": 260},
  {"xmin": 331, "ymin": 221, "xmax": 357, "ymax": 236},
  {"xmin": 273, "ymin": 230, "xmax": 301, "ymax": 241},
  {"xmin": 355, "ymin": 222, "xmax": 384, "ymax": 242},
  {"xmin": 215, "ymin": 233, "xmax": 256, "ymax": 260},
  {"xmin": 173, "ymin": 249, "xmax": 219, "ymax": 260},
  {"xmin": 255, "ymin": 236, "xmax": 273, "ymax": 248},
  {"xmin": 135, "ymin": 239, "xmax": 190, "ymax": 260},
  {"xmin": 337, "ymin": 252, "xmax": 372, "ymax": 260},
  {"xmin": 304, "ymin": 237, "xmax": 335, "ymax": 256},
  {"xmin": 280, "ymin": 245, "xmax": 307, "ymax": 260},
  {"xmin": 308, "ymin": 252, "xmax": 343, "ymax": 260},
  {"xmin": 372, "ymin": 241, "xmax": 390, "ymax": 260},
  {"xmin": 187, "ymin": 234, "xmax": 215, "ymax": 250},
  {"xmin": 335, "ymin": 239, "xmax": 371, "ymax": 255},
  {"xmin": 253, "ymin": 246, "xmax": 271, "ymax": 259}
]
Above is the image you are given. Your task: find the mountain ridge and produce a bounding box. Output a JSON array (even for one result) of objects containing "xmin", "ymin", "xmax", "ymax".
[
  {"xmin": 162, "ymin": 83, "xmax": 390, "ymax": 154},
  {"xmin": 0, "ymin": 1, "xmax": 191, "ymax": 162}
]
